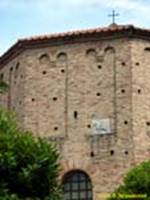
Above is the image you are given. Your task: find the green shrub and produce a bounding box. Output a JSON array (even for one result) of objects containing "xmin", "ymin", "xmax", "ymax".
[
  {"xmin": 108, "ymin": 161, "xmax": 150, "ymax": 200},
  {"xmin": 0, "ymin": 108, "xmax": 61, "ymax": 200}
]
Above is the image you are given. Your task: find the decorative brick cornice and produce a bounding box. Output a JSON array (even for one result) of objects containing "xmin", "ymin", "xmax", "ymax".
[{"xmin": 1, "ymin": 24, "xmax": 150, "ymax": 67}]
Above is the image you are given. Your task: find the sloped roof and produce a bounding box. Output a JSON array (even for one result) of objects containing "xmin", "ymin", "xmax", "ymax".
[
  {"xmin": 18, "ymin": 24, "xmax": 132, "ymax": 42},
  {"xmin": 0, "ymin": 24, "xmax": 150, "ymax": 67}
]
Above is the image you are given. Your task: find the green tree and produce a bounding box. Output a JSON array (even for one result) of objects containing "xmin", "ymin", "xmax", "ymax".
[
  {"xmin": 0, "ymin": 108, "xmax": 61, "ymax": 200},
  {"xmin": 108, "ymin": 161, "xmax": 150, "ymax": 200}
]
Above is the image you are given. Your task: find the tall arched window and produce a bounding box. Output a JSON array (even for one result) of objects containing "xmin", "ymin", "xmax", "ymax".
[{"xmin": 63, "ymin": 170, "xmax": 93, "ymax": 200}]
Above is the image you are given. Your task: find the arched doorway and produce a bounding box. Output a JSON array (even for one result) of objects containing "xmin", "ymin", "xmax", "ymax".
[{"xmin": 63, "ymin": 170, "xmax": 93, "ymax": 200}]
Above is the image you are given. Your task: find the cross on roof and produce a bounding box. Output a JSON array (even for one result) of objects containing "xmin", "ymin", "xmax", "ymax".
[{"xmin": 108, "ymin": 10, "xmax": 120, "ymax": 24}]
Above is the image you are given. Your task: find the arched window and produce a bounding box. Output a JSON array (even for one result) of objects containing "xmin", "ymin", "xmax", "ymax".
[
  {"xmin": 57, "ymin": 52, "xmax": 67, "ymax": 62},
  {"xmin": 63, "ymin": 170, "xmax": 93, "ymax": 200},
  {"xmin": 39, "ymin": 54, "xmax": 50, "ymax": 64}
]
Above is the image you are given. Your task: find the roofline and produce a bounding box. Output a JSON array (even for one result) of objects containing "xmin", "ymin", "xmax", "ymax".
[{"xmin": 1, "ymin": 24, "xmax": 150, "ymax": 67}]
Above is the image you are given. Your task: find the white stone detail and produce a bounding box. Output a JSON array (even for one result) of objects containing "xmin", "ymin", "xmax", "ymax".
[{"xmin": 92, "ymin": 118, "xmax": 112, "ymax": 135}]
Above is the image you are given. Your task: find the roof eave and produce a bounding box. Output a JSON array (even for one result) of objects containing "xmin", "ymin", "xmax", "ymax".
[{"xmin": 1, "ymin": 25, "xmax": 150, "ymax": 68}]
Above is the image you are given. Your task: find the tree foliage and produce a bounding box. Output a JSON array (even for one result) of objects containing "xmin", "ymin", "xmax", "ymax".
[
  {"xmin": 108, "ymin": 160, "xmax": 150, "ymax": 200},
  {"xmin": 0, "ymin": 108, "xmax": 61, "ymax": 200}
]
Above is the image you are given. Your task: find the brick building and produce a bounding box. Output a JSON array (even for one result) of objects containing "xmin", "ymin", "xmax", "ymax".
[{"xmin": 0, "ymin": 24, "xmax": 150, "ymax": 200}]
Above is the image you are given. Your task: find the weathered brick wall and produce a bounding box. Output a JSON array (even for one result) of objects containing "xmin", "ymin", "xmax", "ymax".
[
  {"xmin": 131, "ymin": 39, "xmax": 150, "ymax": 163},
  {"xmin": 60, "ymin": 38, "xmax": 134, "ymax": 198},
  {"xmin": 0, "ymin": 54, "xmax": 26, "ymax": 127},
  {"xmin": 0, "ymin": 36, "xmax": 149, "ymax": 200}
]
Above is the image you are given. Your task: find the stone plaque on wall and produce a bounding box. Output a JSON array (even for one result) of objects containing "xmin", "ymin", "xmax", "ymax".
[{"xmin": 92, "ymin": 118, "xmax": 112, "ymax": 135}]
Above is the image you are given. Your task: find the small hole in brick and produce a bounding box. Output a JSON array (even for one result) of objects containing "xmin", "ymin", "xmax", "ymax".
[
  {"xmin": 14, "ymin": 81, "xmax": 16, "ymax": 84},
  {"xmin": 54, "ymin": 127, "xmax": 58, "ymax": 131},
  {"xmin": 121, "ymin": 89, "xmax": 125, "ymax": 93},
  {"xmin": 136, "ymin": 62, "xmax": 139, "ymax": 66},
  {"xmin": 42, "ymin": 71, "xmax": 47, "ymax": 75},
  {"xmin": 124, "ymin": 120, "xmax": 128, "ymax": 125},
  {"xmin": 125, "ymin": 151, "xmax": 128, "ymax": 155},
  {"xmin": 96, "ymin": 92, "xmax": 101, "ymax": 96},
  {"xmin": 110, "ymin": 150, "xmax": 114, "ymax": 155},
  {"xmin": 32, "ymin": 98, "xmax": 35, "ymax": 102},
  {"xmin": 19, "ymin": 101, "xmax": 22, "ymax": 105},
  {"xmin": 145, "ymin": 47, "xmax": 150, "ymax": 51},
  {"xmin": 146, "ymin": 122, "xmax": 150, "ymax": 126},
  {"xmin": 20, "ymin": 75, "xmax": 23, "ymax": 78},
  {"xmin": 90, "ymin": 151, "xmax": 94, "ymax": 157},
  {"xmin": 97, "ymin": 65, "xmax": 102, "ymax": 69},
  {"xmin": 53, "ymin": 97, "xmax": 57, "ymax": 101},
  {"xmin": 122, "ymin": 62, "xmax": 126, "ymax": 66},
  {"xmin": 138, "ymin": 89, "xmax": 141, "ymax": 94},
  {"xmin": 0, "ymin": 73, "xmax": 4, "ymax": 80},
  {"xmin": 87, "ymin": 124, "xmax": 91, "ymax": 128},
  {"xmin": 74, "ymin": 111, "xmax": 78, "ymax": 119},
  {"xmin": 10, "ymin": 67, "xmax": 13, "ymax": 71},
  {"xmin": 61, "ymin": 69, "xmax": 65, "ymax": 73}
]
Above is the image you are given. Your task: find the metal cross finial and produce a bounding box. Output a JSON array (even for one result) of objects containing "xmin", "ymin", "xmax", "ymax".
[{"xmin": 108, "ymin": 10, "xmax": 119, "ymax": 24}]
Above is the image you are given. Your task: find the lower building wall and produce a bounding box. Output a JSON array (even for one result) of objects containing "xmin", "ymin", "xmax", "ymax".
[
  {"xmin": 60, "ymin": 157, "xmax": 135, "ymax": 200},
  {"xmin": 54, "ymin": 136, "xmax": 137, "ymax": 200}
]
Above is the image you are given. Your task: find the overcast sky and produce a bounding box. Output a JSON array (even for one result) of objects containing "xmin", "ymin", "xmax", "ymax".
[{"xmin": 0, "ymin": 0, "xmax": 150, "ymax": 55}]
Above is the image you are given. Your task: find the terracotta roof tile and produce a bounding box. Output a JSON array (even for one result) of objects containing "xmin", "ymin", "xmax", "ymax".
[{"xmin": 18, "ymin": 24, "xmax": 134, "ymax": 42}]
